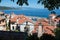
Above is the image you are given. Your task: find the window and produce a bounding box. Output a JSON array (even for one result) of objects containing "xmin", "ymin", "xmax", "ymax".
[{"xmin": 12, "ymin": 26, "xmax": 14, "ymax": 30}]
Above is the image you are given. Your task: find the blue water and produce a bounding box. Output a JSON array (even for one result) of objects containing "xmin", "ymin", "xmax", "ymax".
[{"xmin": 1, "ymin": 8, "xmax": 60, "ymax": 18}]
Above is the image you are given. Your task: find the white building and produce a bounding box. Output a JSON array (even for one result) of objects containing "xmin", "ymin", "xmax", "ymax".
[{"xmin": 10, "ymin": 14, "xmax": 34, "ymax": 33}]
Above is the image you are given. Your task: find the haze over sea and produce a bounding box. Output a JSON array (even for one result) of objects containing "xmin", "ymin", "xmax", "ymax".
[{"xmin": 1, "ymin": 7, "xmax": 60, "ymax": 18}]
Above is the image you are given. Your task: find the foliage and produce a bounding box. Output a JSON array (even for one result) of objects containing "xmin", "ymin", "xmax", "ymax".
[
  {"xmin": 11, "ymin": 0, "xmax": 29, "ymax": 6},
  {"xmin": 54, "ymin": 28, "xmax": 60, "ymax": 40},
  {"xmin": 0, "ymin": 0, "xmax": 1, "ymax": 2},
  {"xmin": 0, "ymin": 0, "xmax": 60, "ymax": 10},
  {"xmin": 54, "ymin": 20, "xmax": 60, "ymax": 40},
  {"xmin": 26, "ymin": 33, "xmax": 56, "ymax": 40},
  {"xmin": 26, "ymin": 33, "xmax": 39, "ymax": 40},
  {"xmin": 6, "ymin": 26, "xmax": 10, "ymax": 31},
  {"xmin": 15, "ymin": 30, "xmax": 19, "ymax": 32},
  {"xmin": 40, "ymin": 33, "xmax": 56, "ymax": 40},
  {"xmin": 11, "ymin": 0, "xmax": 14, "ymax": 2},
  {"xmin": 38, "ymin": 0, "xmax": 60, "ymax": 10}
]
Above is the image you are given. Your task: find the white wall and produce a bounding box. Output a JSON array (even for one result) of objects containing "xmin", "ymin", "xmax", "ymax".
[
  {"xmin": 20, "ymin": 25, "xmax": 25, "ymax": 32},
  {"xmin": 10, "ymin": 24, "xmax": 17, "ymax": 31},
  {"xmin": 0, "ymin": 26, "xmax": 5, "ymax": 30},
  {"xmin": 20, "ymin": 22, "xmax": 34, "ymax": 32},
  {"xmin": 38, "ymin": 25, "xmax": 43, "ymax": 38},
  {"xmin": 0, "ymin": 26, "xmax": 6, "ymax": 31}
]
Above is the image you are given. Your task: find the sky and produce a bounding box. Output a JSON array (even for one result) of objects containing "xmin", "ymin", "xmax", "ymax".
[{"xmin": 0, "ymin": 0, "xmax": 44, "ymax": 9}]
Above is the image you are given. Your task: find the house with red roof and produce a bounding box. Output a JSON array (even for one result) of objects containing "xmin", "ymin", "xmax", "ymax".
[
  {"xmin": 5, "ymin": 14, "xmax": 10, "ymax": 28},
  {"xmin": 9, "ymin": 13, "xmax": 17, "ymax": 31},
  {"xmin": 32, "ymin": 18, "xmax": 56, "ymax": 38},
  {"xmin": 0, "ymin": 12, "xmax": 6, "ymax": 31},
  {"xmin": 10, "ymin": 14, "xmax": 34, "ymax": 33}
]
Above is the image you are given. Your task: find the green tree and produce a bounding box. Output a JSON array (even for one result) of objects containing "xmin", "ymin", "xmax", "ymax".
[
  {"xmin": 54, "ymin": 20, "xmax": 60, "ymax": 40},
  {"xmin": 0, "ymin": 0, "xmax": 1, "ymax": 2},
  {"xmin": 54, "ymin": 28, "xmax": 60, "ymax": 40},
  {"xmin": 0, "ymin": 0, "xmax": 29, "ymax": 6},
  {"xmin": 0, "ymin": 0, "xmax": 60, "ymax": 10},
  {"xmin": 11, "ymin": 0, "xmax": 60, "ymax": 10},
  {"xmin": 11, "ymin": 0, "xmax": 29, "ymax": 6},
  {"xmin": 38, "ymin": 0, "xmax": 60, "ymax": 10}
]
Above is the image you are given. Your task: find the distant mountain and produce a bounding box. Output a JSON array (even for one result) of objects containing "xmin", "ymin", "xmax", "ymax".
[
  {"xmin": 0, "ymin": 6, "xmax": 46, "ymax": 10},
  {"xmin": 16, "ymin": 7, "xmax": 42, "ymax": 10},
  {"xmin": 0, "ymin": 6, "xmax": 17, "ymax": 10},
  {"xmin": 0, "ymin": 6, "xmax": 42, "ymax": 10}
]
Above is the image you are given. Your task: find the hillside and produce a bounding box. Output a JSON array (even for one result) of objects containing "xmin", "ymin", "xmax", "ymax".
[{"xmin": 0, "ymin": 6, "xmax": 16, "ymax": 10}]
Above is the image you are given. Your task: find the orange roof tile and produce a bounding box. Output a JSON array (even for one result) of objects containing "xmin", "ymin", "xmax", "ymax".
[
  {"xmin": 10, "ymin": 14, "xmax": 33, "ymax": 24},
  {"xmin": 34, "ymin": 20, "xmax": 40, "ymax": 29},
  {"xmin": 0, "ymin": 22, "xmax": 6, "ymax": 26},
  {"xmin": 0, "ymin": 16, "xmax": 3, "ymax": 20},
  {"xmin": 58, "ymin": 18, "xmax": 60, "ymax": 20},
  {"xmin": 17, "ymin": 17, "xmax": 33, "ymax": 24},
  {"xmin": 34, "ymin": 18, "xmax": 49, "ymax": 29},
  {"xmin": 17, "ymin": 19, "xmax": 26, "ymax": 24},
  {"xmin": 0, "ymin": 16, "xmax": 5, "ymax": 20},
  {"xmin": 43, "ymin": 26, "xmax": 55, "ymax": 36},
  {"xmin": 41, "ymin": 22, "xmax": 49, "ymax": 26},
  {"xmin": 10, "ymin": 15, "xmax": 18, "ymax": 22}
]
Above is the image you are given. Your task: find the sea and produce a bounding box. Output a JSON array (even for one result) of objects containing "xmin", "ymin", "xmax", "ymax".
[{"xmin": 0, "ymin": 8, "xmax": 60, "ymax": 18}]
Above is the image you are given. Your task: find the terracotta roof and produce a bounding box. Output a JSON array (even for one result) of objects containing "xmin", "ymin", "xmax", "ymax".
[
  {"xmin": 43, "ymin": 26, "xmax": 55, "ymax": 36},
  {"xmin": 17, "ymin": 17, "xmax": 33, "ymax": 24},
  {"xmin": 37, "ymin": 18, "xmax": 45, "ymax": 22},
  {"xmin": 17, "ymin": 19, "xmax": 26, "ymax": 24},
  {"xmin": 0, "ymin": 16, "xmax": 3, "ymax": 20},
  {"xmin": 10, "ymin": 15, "xmax": 19, "ymax": 22},
  {"xmin": 10, "ymin": 14, "xmax": 33, "ymax": 24},
  {"xmin": 37, "ymin": 18, "xmax": 49, "ymax": 23},
  {"xmin": 41, "ymin": 22, "xmax": 49, "ymax": 26},
  {"xmin": 34, "ymin": 18, "xmax": 49, "ymax": 29},
  {"xmin": 38, "ymin": 18, "xmax": 49, "ymax": 26},
  {"xmin": 10, "ymin": 15, "xmax": 18, "ymax": 22},
  {"xmin": 34, "ymin": 18, "xmax": 55, "ymax": 36},
  {"xmin": 58, "ymin": 18, "xmax": 60, "ymax": 20},
  {"xmin": 18, "ymin": 15, "xmax": 25, "ymax": 18},
  {"xmin": 34, "ymin": 21, "xmax": 40, "ymax": 29},
  {"xmin": 0, "ymin": 16, "xmax": 5, "ymax": 20},
  {"xmin": 0, "ymin": 22, "xmax": 6, "ymax": 26}
]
